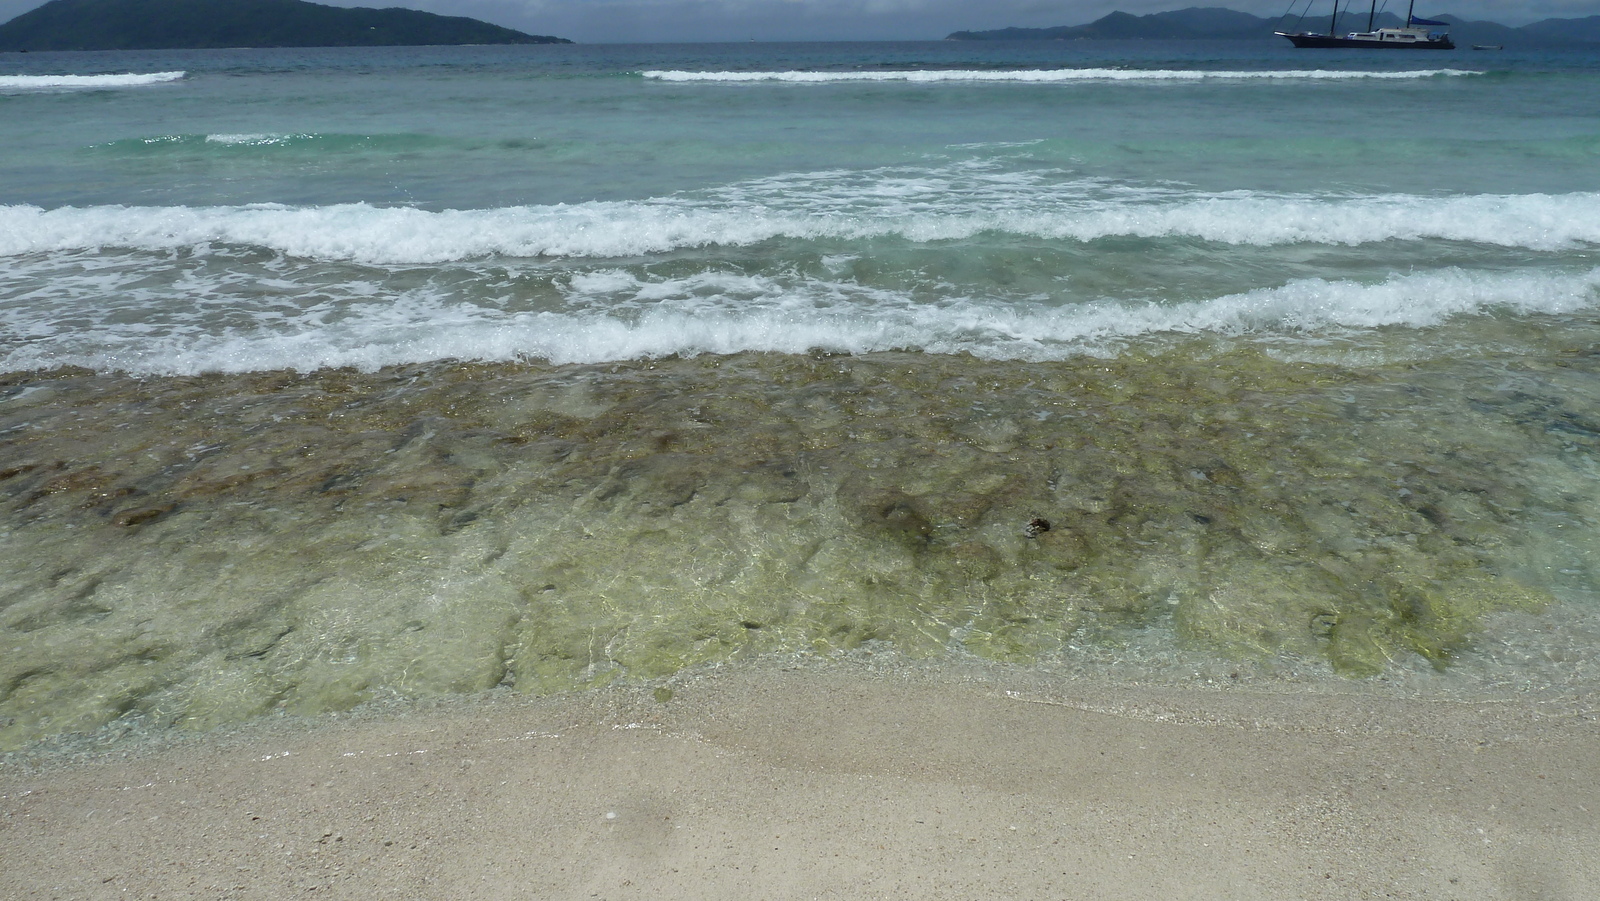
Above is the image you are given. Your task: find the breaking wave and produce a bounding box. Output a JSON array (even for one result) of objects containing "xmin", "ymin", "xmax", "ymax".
[
  {"xmin": 1, "ymin": 186, "xmax": 1595, "ymax": 265},
  {"xmin": 642, "ymin": 68, "xmax": 1483, "ymax": 83},
  {"xmin": 0, "ymin": 71, "xmax": 186, "ymax": 90},
  {"xmin": 5, "ymin": 265, "xmax": 1598, "ymax": 375}
]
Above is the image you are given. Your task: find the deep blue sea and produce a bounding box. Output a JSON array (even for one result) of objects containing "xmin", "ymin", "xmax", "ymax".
[{"xmin": 3, "ymin": 40, "xmax": 1600, "ymax": 751}]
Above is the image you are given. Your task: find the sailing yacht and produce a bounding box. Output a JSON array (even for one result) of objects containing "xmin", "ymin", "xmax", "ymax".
[{"xmin": 1276, "ymin": 0, "xmax": 1456, "ymax": 49}]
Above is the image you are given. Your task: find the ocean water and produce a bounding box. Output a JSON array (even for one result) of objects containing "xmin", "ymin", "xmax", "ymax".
[{"xmin": 3, "ymin": 40, "xmax": 1600, "ymax": 751}]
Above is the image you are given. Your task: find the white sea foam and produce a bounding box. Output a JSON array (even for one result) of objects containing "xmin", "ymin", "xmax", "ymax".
[
  {"xmin": 4, "ymin": 267, "xmax": 1596, "ymax": 376},
  {"xmin": 2, "ymin": 186, "xmax": 1595, "ymax": 264},
  {"xmin": 205, "ymin": 133, "xmax": 300, "ymax": 146},
  {"xmin": 0, "ymin": 71, "xmax": 185, "ymax": 90},
  {"xmin": 5, "ymin": 164, "xmax": 1595, "ymax": 374},
  {"xmin": 642, "ymin": 68, "xmax": 1482, "ymax": 83}
]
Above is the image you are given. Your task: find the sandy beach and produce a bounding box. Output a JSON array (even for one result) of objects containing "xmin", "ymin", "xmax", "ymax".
[{"xmin": 3, "ymin": 664, "xmax": 1597, "ymax": 901}]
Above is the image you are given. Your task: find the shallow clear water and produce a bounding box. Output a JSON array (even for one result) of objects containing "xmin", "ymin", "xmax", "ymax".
[{"xmin": 3, "ymin": 40, "xmax": 1600, "ymax": 750}]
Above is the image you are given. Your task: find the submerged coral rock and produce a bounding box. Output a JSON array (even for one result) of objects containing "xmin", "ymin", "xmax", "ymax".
[{"xmin": 1, "ymin": 342, "xmax": 1590, "ymax": 748}]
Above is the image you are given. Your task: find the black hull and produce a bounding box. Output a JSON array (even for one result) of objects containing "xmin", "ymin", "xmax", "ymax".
[{"xmin": 1277, "ymin": 32, "xmax": 1455, "ymax": 49}]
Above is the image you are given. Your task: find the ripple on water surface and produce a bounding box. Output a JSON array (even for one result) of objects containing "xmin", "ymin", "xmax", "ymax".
[{"xmin": 3, "ymin": 330, "xmax": 1600, "ymax": 750}]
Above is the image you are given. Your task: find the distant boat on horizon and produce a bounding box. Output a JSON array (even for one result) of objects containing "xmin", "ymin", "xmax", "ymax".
[{"xmin": 1276, "ymin": 0, "xmax": 1456, "ymax": 49}]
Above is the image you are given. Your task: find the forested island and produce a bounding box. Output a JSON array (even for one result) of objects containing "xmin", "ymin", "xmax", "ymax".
[
  {"xmin": 948, "ymin": 6, "xmax": 1600, "ymax": 48},
  {"xmin": 0, "ymin": 0, "xmax": 570, "ymax": 51}
]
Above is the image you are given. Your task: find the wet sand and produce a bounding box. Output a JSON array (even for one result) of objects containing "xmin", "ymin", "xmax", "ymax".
[{"xmin": 4, "ymin": 665, "xmax": 1597, "ymax": 900}]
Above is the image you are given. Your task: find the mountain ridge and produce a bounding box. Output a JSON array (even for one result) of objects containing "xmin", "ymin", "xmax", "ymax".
[
  {"xmin": 947, "ymin": 6, "xmax": 1600, "ymax": 47},
  {"xmin": 0, "ymin": 0, "xmax": 571, "ymax": 51}
]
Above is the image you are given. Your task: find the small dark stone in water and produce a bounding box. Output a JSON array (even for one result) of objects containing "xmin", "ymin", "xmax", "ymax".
[
  {"xmin": 1024, "ymin": 517, "xmax": 1051, "ymax": 538},
  {"xmin": 111, "ymin": 504, "xmax": 175, "ymax": 527}
]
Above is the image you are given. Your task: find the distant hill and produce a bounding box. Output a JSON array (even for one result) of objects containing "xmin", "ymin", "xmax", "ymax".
[
  {"xmin": 0, "ymin": 0, "xmax": 571, "ymax": 51},
  {"xmin": 948, "ymin": 5, "xmax": 1600, "ymax": 48},
  {"xmin": 948, "ymin": 7, "xmax": 1269, "ymax": 41},
  {"xmin": 1517, "ymin": 14, "xmax": 1600, "ymax": 44}
]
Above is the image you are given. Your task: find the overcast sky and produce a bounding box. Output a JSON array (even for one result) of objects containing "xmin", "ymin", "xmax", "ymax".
[{"xmin": 3, "ymin": 0, "xmax": 1599, "ymax": 43}]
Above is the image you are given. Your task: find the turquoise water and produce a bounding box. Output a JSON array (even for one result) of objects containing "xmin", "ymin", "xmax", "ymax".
[{"xmin": 3, "ymin": 40, "xmax": 1600, "ymax": 750}]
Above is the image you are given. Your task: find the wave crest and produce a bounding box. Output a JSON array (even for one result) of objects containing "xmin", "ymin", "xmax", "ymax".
[
  {"xmin": 642, "ymin": 68, "xmax": 1483, "ymax": 83},
  {"xmin": 4, "ymin": 266, "xmax": 1597, "ymax": 375},
  {"xmin": 2, "ymin": 186, "xmax": 1595, "ymax": 264},
  {"xmin": 0, "ymin": 71, "xmax": 186, "ymax": 90}
]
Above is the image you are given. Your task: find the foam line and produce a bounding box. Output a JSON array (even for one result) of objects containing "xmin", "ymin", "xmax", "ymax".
[
  {"xmin": 2, "ymin": 187, "xmax": 1595, "ymax": 264},
  {"xmin": 0, "ymin": 71, "xmax": 186, "ymax": 89},
  {"xmin": 642, "ymin": 68, "xmax": 1483, "ymax": 83},
  {"xmin": 5, "ymin": 267, "xmax": 1596, "ymax": 376}
]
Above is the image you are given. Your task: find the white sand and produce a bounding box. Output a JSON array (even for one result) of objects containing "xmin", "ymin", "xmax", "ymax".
[{"xmin": 3, "ymin": 666, "xmax": 1598, "ymax": 900}]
